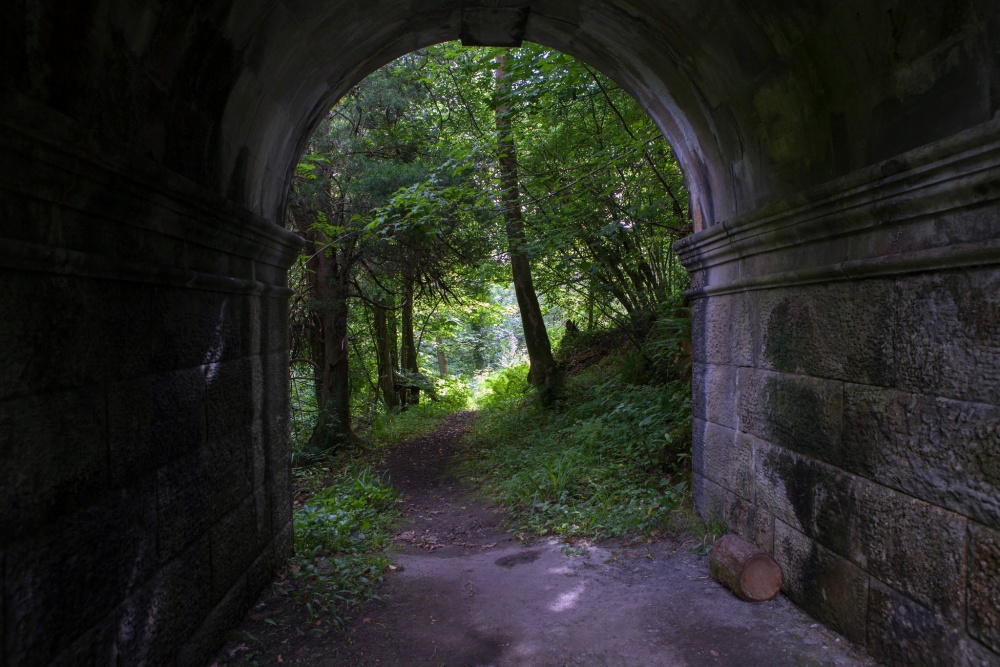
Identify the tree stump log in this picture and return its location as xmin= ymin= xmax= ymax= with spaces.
xmin=708 ymin=534 xmax=783 ymax=602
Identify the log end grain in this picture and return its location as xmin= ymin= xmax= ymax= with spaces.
xmin=739 ymin=553 xmax=784 ymax=601
xmin=709 ymin=534 xmax=783 ymax=602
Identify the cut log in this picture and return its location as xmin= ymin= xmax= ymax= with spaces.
xmin=708 ymin=534 xmax=783 ymax=602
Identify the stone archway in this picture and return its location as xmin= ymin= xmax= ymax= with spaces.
xmin=1 ymin=2 xmax=998 ymax=665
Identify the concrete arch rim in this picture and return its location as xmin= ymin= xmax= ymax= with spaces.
xmin=258 ymin=7 xmax=725 ymax=231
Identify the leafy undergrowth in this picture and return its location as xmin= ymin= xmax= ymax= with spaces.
xmin=366 ymin=376 xmax=473 ymax=446
xmin=462 ymin=318 xmax=723 ymax=549
xmin=273 ymin=379 xmax=473 ymax=629
xmin=279 ymin=466 xmax=402 ymax=627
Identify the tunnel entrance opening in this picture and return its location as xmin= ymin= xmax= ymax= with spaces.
xmin=2 ymin=2 xmax=999 ymax=666
xmin=264 ymin=40 xmax=704 ymax=657
xmin=281 ymin=39 xmax=693 ymax=463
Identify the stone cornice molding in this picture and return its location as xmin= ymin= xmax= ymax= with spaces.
xmin=676 ymin=118 xmax=1000 ymax=297
xmin=0 ymin=91 xmax=304 ymax=271
xmin=0 ymin=238 xmax=295 ymax=297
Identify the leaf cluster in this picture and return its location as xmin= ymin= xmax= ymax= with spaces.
xmin=279 ymin=466 xmax=402 ymax=625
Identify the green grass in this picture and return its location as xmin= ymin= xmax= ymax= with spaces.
xmin=279 ymin=465 xmax=402 ymax=626
xmin=366 ymin=375 xmax=473 ymax=445
xmin=460 ymin=340 xmax=718 ymax=544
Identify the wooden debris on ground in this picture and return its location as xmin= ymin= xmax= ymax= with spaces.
xmin=708 ymin=534 xmax=783 ymax=602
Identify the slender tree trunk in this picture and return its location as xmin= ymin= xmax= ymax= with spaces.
xmin=373 ymin=299 xmax=398 ymax=410
xmin=304 ymin=242 xmax=353 ymax=448
xmin=307 ymin=291 xmax=325 ymax=406
xmin=587 ymin=278 xmax=595 ymax=330
xmin=388 ymin=296 xmax=402 ymax=408
xmin=436 ymin=315 xmax=448 ymax=378
xmin=495 ymin=54 xmax=560 ymax=399
xmin=471 ymin=316 xmax=487 ymax=371
xmin=293 ymin=211 xmax=352 ymax=448
xmin=311 ymin=232 xmax=353 ymax=449
xmin=314 ymin=246 xmax=353 ymax=447
xmin=436 ymin=340 xmax=448 ymax=377
xmin=400 ymin=276 xmax=420 ymax=405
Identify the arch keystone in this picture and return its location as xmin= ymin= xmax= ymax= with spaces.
xmin=461 ymin=5 xmax=530 ymax=47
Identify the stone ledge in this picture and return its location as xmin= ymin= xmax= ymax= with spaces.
xmin=0 ymin=91 xmax=304 ymax=267
xmin=0 ymin=238 xmax=294 ymax=296
xmin=676 ymin=118 xmax=1000 ymax=295
xmin=677 ymin=117 xmax=1000 ymax=263
xmin=687 ymin=239 xmax=1000 ymax=298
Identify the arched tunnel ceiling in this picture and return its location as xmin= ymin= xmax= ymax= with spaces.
xmin=5 ymin=0 xmax=998 ymax=231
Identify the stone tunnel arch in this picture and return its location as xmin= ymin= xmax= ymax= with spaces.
xmin=219 ymin=3 xmax=728 ymax=231
xmin=204 ymin=1 xmax=1000 ymax=237
xmin=1 ymin=2 xmax=999 ymax=666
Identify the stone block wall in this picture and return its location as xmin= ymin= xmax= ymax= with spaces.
xmin=0 ymin=96 xmax=301 ymax=666
xmin=678 ymin=121 xmax=1000 ymax=666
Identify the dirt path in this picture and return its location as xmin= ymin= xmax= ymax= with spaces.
xmin=215 ymin=413 xmax=874 ymax=667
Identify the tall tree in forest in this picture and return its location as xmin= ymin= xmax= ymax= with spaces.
xmin=370 ymin=295 xmax=401 ymax=410
xmin=399 ymin=273 xmax=421 ymax=405
xmin=287 ymin=176 xmax=359 ymax=448
xmin=494 ymin=53 xmax=561 ymax=398
xmin=287 ymin=57 xmax=436 ymax=445
xmin=508 ymin=48 xmax=690 ymax=324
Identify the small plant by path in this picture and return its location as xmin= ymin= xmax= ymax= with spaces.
xmin=209 ymin=463 xmax=403 ymax=666
xmin=286 ymin=465 xmax=402 ymax=625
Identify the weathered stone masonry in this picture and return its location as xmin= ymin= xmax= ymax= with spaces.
xmin=678 ymin=123 xmax=1000 ymax=666
xmin=0 ymin=96 xmax=302 ymax=665
xmin=2 ymin=0 xmax=999 ymax=665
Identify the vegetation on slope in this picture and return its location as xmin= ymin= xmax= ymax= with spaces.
xmin=460 ymin=302 xmax=715 ymax=545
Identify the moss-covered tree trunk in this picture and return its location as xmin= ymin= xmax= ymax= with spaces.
xmin=291 ymin=205 xmax=354 ymax=449
xmin=436 ymin=314 xmax=448 ymax=378
xmin=495 ymin=54 xmax=560 ymax=399
xmin=313 ymin=242 xmax=354 ymax=448
xmin=372 ymin=297 xmax=399 ymax=410
xmin=399 ymin=275 xmax=421 ymax=406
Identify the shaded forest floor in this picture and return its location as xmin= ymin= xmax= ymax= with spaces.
xmin=212 ymin=412 xmax=874 ymax=667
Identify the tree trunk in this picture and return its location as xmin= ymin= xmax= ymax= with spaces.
xmin=495 ymin=54 xmax=560 ymax=400
xmin=373 ymin=299 xmax=398 ymax=410
xmin=436 ymin=321 xmax=448 ymax=378
xmin=436 ymin=341 xmax=448 ymax=377
xmin=307 ymin=288 xmax=325 ymax=407
xmin=471 ymin=312 xmax=487 ymax=371
xmin=314 ymin=247 xmax=353 ymax=447
xmin=386 ymin=296 xmax=402 ymax=408
xmin=708 ymin=534 xmax=783 ymax=602
xmin=293 ymin=211 xmax=352 ymax=449
xmin=400 ymin=276 xmax=420 ymax=406
xmin=586 ymin=278 xmax=595 ymax=331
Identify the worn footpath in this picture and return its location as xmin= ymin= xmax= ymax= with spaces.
xmin=215 ymin=413 xmax=874 ymax=666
